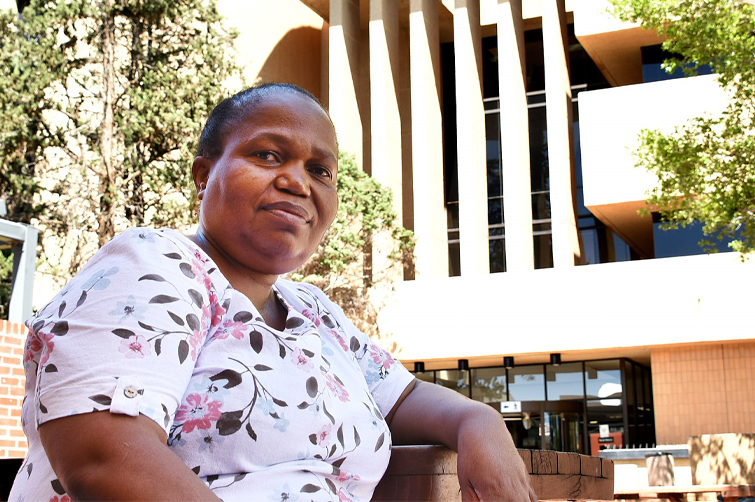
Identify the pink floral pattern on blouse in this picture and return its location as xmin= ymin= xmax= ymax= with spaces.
xmin=10 ymin=228 xmax=414 ymax=502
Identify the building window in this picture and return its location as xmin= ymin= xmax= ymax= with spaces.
xmin=436 ymin=369 xmax=469 ymax=397
xmin=447 ymin=204 xmax=461 ymax=276
xmin=471 ymin=366 xmax=508 ymax=403
xmin=485 ymin=98 xmax=506 ymax=273
xmin=641 ymin=44 xmax=713 ymax=83
xmin=653 ymin=213 xmax=739 ymax=258
xmin=546 ymin=362 xmax=584 ymax=401
xmin=507 ymin=365 xmax=546 ymax=401
xmin=442 ymin=25 xmax=637 ymax=274
xmin=527 ymin=91 xmax=554 ymax=269
xmin=413 ymin=357 xmax=653 ymax=453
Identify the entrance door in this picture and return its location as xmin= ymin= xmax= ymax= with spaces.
xmin=501 ymin=401 xmax=584 ymax=453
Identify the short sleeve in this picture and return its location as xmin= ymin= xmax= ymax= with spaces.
xmin=290 ymin=282 xmax=415 ymax=417
xmin=24 ymin=228 xmax=222 ymax=434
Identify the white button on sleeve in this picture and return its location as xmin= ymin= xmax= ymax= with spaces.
xmin=110 ymin=376 xmax=145 ymax=417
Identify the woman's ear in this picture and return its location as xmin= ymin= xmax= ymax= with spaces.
xmin=192 ymin=156 xmax=211 ymax=200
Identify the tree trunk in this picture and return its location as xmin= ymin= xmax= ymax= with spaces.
xmin=98 ymin=0 xmax=117 ymax=247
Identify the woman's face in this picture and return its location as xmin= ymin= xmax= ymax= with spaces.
xmin=193 ymin=91 xmax=339 ymax=277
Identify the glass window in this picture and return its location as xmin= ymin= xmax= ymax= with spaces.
xmin=653 ymin=215 xmax=737 ymax=258
xmin=488 ymin=195 xmax=504 ymax=226
xmin=415 ymin=371 xmax=434 ymax=384
xmin=531 ymin=193 xmax=551 ymax=221
xmin=485 ymin=110 xmax=503 ymax=200
xmin=447 ymin=203 xmax=461 ymax=277
xmin=436 ymin=369 xmax=469 ymax=397
xmin=471 ymin=367 xmax=508 ymax=403
xmin=489 ymin=235 xmax=506 ymax=273
xmin=586 ymin=399 xmax=624 ymax=434
xmin=625 ymin=362 xmax=636 ymax=408
xmin=641 ymin=44 xmax=713 ymax=83
xmin=507 ymin=365 xmax=545 ymax=401
xmin=448 ymin=242 xmax=461 ymax=277
xmin=447 ymin=202 xmax=459 ymax=230
xmin=613 ymin=233 xmax=632 ymax=261
xmin=534 ymin=233 xmax=553 ymax=270
xmin=485 ymin=98 xmax=506 ymax=272
xmin=528 ymin=104 xmax=549 ymax=196
xmin=580 ymin=227 xmax=601 ymax=264
xmin=546 ymin=362 xmax=584 ymax=400
xmin=584 ymin=359 xmax=622 ymax=401
xmin=524 ymin=30 xmax=545 ymax=92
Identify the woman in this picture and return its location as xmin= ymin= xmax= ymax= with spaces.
xmin=10 ymin=83 xmax=536 ymax=501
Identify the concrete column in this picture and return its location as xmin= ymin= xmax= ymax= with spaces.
xmin=497 ymin=0 xmax=534 ymax=271
xmin=454 ymin=0 xmax=490 ymax=276
xmin=543 ymin=0 xmax=582 ymax=267
xmin=4 ymin=222 xmax=38 ymax=323
xmin=409 ymin=0 xmax=449 ymax=279
xmin=369 ymin=0 xmax=402 ymax=219
xmin=329 ymin=0 xmax=363 ymax=164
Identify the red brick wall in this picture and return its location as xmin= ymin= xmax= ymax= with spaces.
xmin=0 ymin=321 xmax=27 ymax=458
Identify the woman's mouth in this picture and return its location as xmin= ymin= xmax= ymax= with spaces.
xmin=263 ymin=201 xmax=312 ymax=224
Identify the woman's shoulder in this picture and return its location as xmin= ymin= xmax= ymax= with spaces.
xmin=27 ymin=228 xmax=213 ymax=325
xmin=95 ymin=227 xmax=210 ymax=267
xmin=104 ymin=227 xmax=195 ymax=252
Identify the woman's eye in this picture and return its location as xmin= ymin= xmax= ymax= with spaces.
xmin=255 ymin=151 xmax=277 ymax=161
xmin=310 ymin=166 xmax=333 ymax=179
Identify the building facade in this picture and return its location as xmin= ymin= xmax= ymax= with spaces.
xmin=219 ymin=0 xmax=755 ymax=457
xmin=1 ymin=0 xmax=753 ymax=464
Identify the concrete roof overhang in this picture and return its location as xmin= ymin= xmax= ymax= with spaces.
xmin=300 ymin=0 xmax=455 ymax=42
xmin=573 ymin=3 xmax=665 ymax=87
xmin=586 ymin=200 xmax=654 ymax=259
xmin=300 ymin=0 xmax=328 ymax=20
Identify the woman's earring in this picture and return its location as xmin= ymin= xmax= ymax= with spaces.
xmin=199 ymin=182 xmax=206 ymax=190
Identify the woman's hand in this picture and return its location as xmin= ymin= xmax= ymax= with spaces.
xmin=455 ymin=405 xmax=537 ymax=501
xmin=39 ymin=411 xmax=219 ymax=501
xmin=386 ymin=380 xmax=537 ymax=502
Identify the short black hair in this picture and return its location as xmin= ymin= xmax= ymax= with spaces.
xmin=196 ymin=82 xmax=334 ymax=160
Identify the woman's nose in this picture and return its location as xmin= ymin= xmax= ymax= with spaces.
xmin=274 ymin=162 xmax=311 ymax=197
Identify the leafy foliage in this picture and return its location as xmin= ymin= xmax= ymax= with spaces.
xmin=0 ymin=251 xmax=13 ymax=319
xmin=291 ymin=152 xmax=415 ymax=346
xmin=0 ymin=0 xmax=239 ymax=281
xmin=293 ymin=152 xmax=415 ymax=283
xmin=610 ymin=0 xmax=755 ymax=254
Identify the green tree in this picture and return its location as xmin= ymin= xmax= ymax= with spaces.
xmin=291 ymin=152 xmax=415 ymax=346
xmin=0 ymin=0 xmax=239 ymax=283
xmin=610 ymin=0 xmax=755 ymax=254
xmin=0 ymin=251 xmax=13 ymax=319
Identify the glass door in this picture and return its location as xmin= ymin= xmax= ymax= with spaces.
xmin=542 ymin=411 xmax=582 ymax=453
xmin=502 ymin=401 xmax=584 ymax=453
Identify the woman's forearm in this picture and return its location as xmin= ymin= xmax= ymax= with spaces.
xmin=39 ymin=411 xmax=219 ymax=501
xmin=387 ymin=379 xmax=537 ymax=501
xmin=387 ymin=379 xmax=494 ymax=449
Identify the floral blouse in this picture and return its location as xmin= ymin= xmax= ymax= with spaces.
xmin=9 ymin=228 xmax=414 ymax=502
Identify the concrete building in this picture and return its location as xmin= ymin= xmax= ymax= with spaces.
xmin=1 ymin=0 xmax=753 ymax=488
xmin=210 ymin=0 xmax=755 ymax=462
